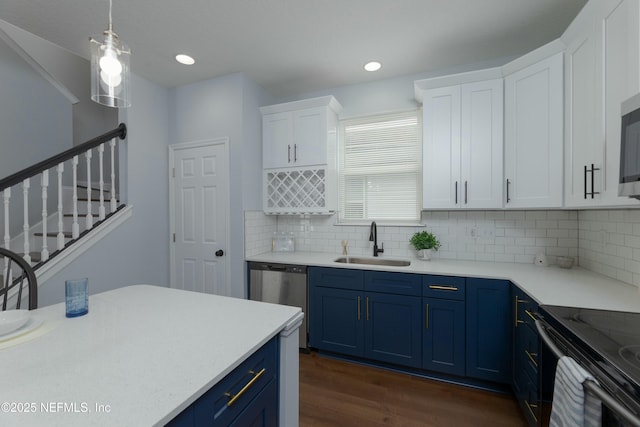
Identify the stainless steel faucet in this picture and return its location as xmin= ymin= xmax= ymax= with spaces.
xmin=369 ymin=221 xmax=384 ymax=257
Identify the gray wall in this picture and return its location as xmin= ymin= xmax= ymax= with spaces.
xmin=39 ymin=73 xmax=171 ymax=306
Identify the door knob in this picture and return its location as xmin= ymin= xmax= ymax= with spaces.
xmin=215 ymin=249 xmax=224 ymax=257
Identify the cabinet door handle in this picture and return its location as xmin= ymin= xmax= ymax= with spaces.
xmin=525 ymin=349 xmax=538 ymax=368
xmin=294 ymin=144 xmax=297 ymax=162
xmin=225 ymin=368 xmax=266 ymax=407
xmin=455 ymin=181 xmax=458 ymax=204
xmin=584 ymin=164 xmax=588 ymax=199
xmin=366 ymin=297 xmax=370 ymax=321
xmin=287 ymin=144 xmax=291 ymax=163
xmin=515 ymin=296 xmax=525 ymax=327
xmin=525 ymin=309 xmax=537 ymax=322
xmin=357 ymin=296 xmax=361 ymax=321
xmin=425 ymin=303 xmax=429 ymax=330
xmin=428 ymin=285 xmax=458 ymax=291
xmin=506 ymin=179 xmax=511 ymax=203
xmin=525 ymin=400 xmax=539 ymax=423
xmin=464 ymin=181 xmax=468 ymax=204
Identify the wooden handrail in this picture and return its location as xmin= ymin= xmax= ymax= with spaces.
xmin=0 ymin=123 xmax=127 ymax=192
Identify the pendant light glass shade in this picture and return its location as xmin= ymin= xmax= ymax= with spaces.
xmin=90 ymin=1 xmax=131 ymax=108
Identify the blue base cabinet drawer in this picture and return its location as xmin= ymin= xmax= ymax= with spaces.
xmin=168 ymin=338 xmax=278 ymax=427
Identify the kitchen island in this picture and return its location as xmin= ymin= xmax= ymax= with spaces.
xmin=0 ymin=285 xmax=303 ymax=426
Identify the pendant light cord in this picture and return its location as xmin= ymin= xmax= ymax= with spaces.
xmin=108 ymin=0 xmax=113 ymax=32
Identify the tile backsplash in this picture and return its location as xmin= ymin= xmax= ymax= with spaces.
xmin=245 ymin=209 xmax=640 ymax=288
xmin=578 ymin=209 xmax=640 ymax=288
xmin=245 ymin=209 xmax=579 ymax=263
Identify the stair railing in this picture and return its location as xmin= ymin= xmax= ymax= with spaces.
xmin=0 ymin=123 xmax=127 ymax=268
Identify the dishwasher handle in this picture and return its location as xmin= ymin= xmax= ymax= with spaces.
xmin=249 ymin=262 xmax=307 ymax=274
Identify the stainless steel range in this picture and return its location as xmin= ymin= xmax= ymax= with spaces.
xmin=538 ymin=305 xmax=640 ymax=426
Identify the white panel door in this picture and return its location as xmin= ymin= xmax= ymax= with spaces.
xmin=460 ymin=79 xmax=503 ymax=209
xmin=170 ymin=139 xmax=229 ymax=295
xmin=422 ymin=85 xmax=461 ymax=209
xmin=504 ymin=52 xmax=563 ymax=208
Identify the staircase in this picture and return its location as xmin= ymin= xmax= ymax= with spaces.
xmin=1 ymin=124 xmax=129 ymax=283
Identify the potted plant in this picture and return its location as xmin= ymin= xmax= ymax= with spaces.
xmin=409 ymin=230 xmax=441 ymax=260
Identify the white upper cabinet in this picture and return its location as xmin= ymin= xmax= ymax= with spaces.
xmin=260 ymin=96 xmax=343 ymax=214
xmin=419 ymin=73 xmax=503 ymax=209
xmin=261 ymin=97 xmax=342 ymax=170
xmin=563 ymin=0 xmax=640 ymax=207
xmin=503 ymin=50 xmax=564 ymax=208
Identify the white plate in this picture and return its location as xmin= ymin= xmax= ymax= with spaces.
xmin=0 ymin=310 xmax=30 ymax=336
xmin=0 ymin=315 xmax=43 ymax=343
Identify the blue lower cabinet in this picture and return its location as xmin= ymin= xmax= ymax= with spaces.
xmin=167 ymin=338 xmax=278 ymax=427
xmin=364 ymin=292 xmax=422 ymax=368
xmin=309 ymin=286 xmax=365 ymax=356
xmin=423 ymin=297 xmax=465 ymax=376
xmin=466 ymin=278 xmax=512 ymax=384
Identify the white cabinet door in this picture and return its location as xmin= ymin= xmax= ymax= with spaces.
xmin=422 ymin=80 xmax=502 ymax=209
xmin=422 ymin=86 xmax=461 ymax=209
xmin=601 ymin=0 xmax=640 ymax=206
xmin=262 ymin=112 xmax=293 ymax=169
xmin=564 ymin=0 xmax=640 ymax=208
xmin=460 ymin=79 xmax=503 ymax=209
xmin=504 ymin=53 xmax=563 ymax=208
xmin=564 ymin=25 xmax=604 ymax=207
xmin=293 ymin=107 xmax=327 ymax=167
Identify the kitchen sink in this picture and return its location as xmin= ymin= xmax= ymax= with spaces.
xmin=333 ymin=257 xmax=411 ymax=267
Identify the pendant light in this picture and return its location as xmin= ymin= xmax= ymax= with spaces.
xmin=90 ymin=0 xmax=131 ymax=108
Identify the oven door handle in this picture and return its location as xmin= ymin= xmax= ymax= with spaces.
xmin=536 ymin=320 xmax=640 ymax=427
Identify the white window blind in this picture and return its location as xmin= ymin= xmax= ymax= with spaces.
xmin=338 ymin=111 xmax=421 ymax=223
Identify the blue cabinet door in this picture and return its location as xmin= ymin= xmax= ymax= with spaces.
xmin=466 ymin=278 xmax=512 ymax=384
xmin=364 ymin=292 xmax=422 ymax=368
xmin=423 ymin=297 xmax=465 ymax=376
xmin=309 ymin=286 xmax=364 ymax=356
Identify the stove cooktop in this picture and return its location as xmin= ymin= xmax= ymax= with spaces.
xmin=540 ymin=305 xmax=640 ymax=395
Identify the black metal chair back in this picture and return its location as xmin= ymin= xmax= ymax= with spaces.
xmin=0 ymin=248 xmax=38 ymax=310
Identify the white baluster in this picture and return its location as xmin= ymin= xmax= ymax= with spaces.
xmin=85 ymin=149 xmax=93 ymax=230
xmin=72 ymin=155 xmax=79 ymax=239
xmin=57 ymin=162 xmax=65 ymax=250
xmin=40 ymin=171 xmax=49 ymax=262
xmin=110 ymin=139 xmax=117 ymax=213
xmin=98 ymin=143 xmax=105 ymax=220
xmin=22 ymin=178 xmax=31 ymax=264
xmin=3 ymin=188 xmax=10 ymax=251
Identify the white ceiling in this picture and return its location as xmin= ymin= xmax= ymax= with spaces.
xmin=0 ymin=0 xmax=587 ymax=98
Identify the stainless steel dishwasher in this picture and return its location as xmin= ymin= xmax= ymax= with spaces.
xmin=248 ymin=262 xmax=308 ymax=349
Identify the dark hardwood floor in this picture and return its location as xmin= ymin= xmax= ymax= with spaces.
xmin=299 ymin=351 xmax=527 ymax=427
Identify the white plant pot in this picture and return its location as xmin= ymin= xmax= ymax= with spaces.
xmin=419 ymin=249 xmax=433 ymax=260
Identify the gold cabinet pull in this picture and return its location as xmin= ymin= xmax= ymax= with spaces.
xmin=515 ymin=296 xmax=525 ymax=327
xmin=357 ymin=296 xmax=361 ymax=320
xmin=428 ymin=285 xmax=458 ymax=291
xmin=525 ymin=350 xmax=538 ymax=368
xmin=425 ymin=304 xmax=429 ymax=330
xmin=524 ymin=400 xmax=539 ymax=422
xmin=366 ymin=297 xmax=370 ymax=321
xmin=525 ymin=309 xmax=537 ymax=322
xmin=225 ymin=368 xmax=266 ymax=407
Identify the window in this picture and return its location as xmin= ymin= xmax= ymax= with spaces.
xmin=338 ymin=111 xmax=421 ymax=223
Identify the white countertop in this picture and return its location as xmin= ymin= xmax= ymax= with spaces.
xmin=0 ymin=285 xmax=302 ymax=427
xmin=247 ymin=251 xmax=640 ymax=312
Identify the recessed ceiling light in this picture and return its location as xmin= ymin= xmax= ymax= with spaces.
xmin=175 ymin=54 xmax=195 ymax=65
xmin=364 ymin=61 xmax=382 ymax=72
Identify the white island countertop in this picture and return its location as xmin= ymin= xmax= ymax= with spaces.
xmin=247 ymin=251 xmax=640 ymax=312
xmin=0 ymin=285 xmax=302 ymax=426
